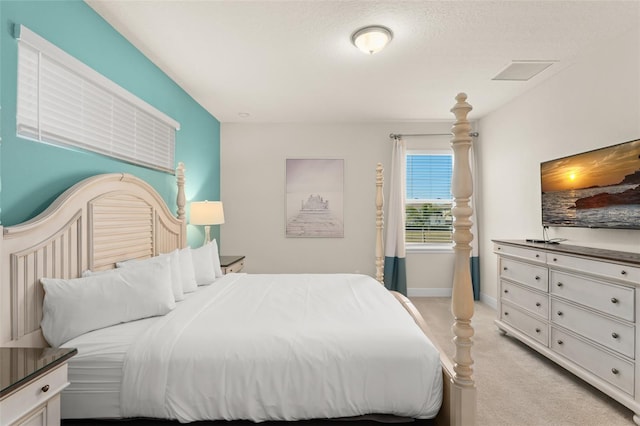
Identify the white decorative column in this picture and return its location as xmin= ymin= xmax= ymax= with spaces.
xmin=449 ymin=93 xmax=477 ymax=425
xmin=375 ymin=163 xmax=384 ymax=283
xmin=176 ymin=162 xmax=186 ymax=221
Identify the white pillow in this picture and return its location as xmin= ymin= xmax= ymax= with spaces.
xmin=117 ymin=253 xmax=185 ymax=302
xmin=190 ymin=243 xmax=216 ymax=285
xmin=178 ymin=247 xmax=198 ymax=293
xmin=209 ymin=239 xmax=223 ymax=278
xmin=41 ymin=257 xmax=175 ymax=347
xmin=160 ymin=250 xmax=185 ymax=301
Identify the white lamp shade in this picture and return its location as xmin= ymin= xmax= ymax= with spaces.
xmin=190 ymin=201 xmax=225 ymax=225
xmin=352 ymin=26 xmax=393 ymax=55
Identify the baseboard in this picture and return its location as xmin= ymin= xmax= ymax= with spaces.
xmin=407 ymin=288 xmax=498 ymax=310
xmin=407 ymin=288 xmax=452 ymax=297
xmin=480 ymin=293 xmax=497 ymax=309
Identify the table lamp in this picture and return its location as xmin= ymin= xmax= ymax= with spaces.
xmin=190 ymin=201 xmax=224 ymax=244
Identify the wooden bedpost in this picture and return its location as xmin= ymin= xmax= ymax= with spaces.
xmin=375 ymin=163 xmax=384 ymax=283
xmin=449 ymin=93 xmax=477 ymax=425
xmin=176 ymin=162 xmax=186 ymax=220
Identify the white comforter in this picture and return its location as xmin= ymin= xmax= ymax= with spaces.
xmin=120 ymin=273 xmax=442 ymax=422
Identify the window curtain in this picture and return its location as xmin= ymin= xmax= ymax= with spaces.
xmin=470 ymin=144 xmax=480 ymax=300
xmin=384 ymin=136 xmax=407 ymax=295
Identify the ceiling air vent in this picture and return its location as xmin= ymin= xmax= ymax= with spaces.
xmin=492 ymin=61 xmax=556 ymax=81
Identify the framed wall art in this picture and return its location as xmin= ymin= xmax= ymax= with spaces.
xmin=285 ymin=158 xmax=344 ymax=238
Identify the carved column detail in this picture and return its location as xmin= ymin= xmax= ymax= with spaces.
xmin=450 ymin=93 xmax=475 ymax=388
xmin=176 ymin=162 xmax=186 ymax=220
xmin=375 ymin=163 xmax=384 ymax=283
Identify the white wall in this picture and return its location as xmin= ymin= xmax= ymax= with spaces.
xmin=220 ymin=121 xmax=458 ymax=292
xmin=476 ymin=27 xmax=640 ymax=307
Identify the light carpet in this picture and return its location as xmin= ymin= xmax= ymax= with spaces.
xmin=412 ymin=297 xmax=634 ymax=426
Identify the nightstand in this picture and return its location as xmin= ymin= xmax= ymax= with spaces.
xmin=220 ymin=255 xmax=245 ymax=274
xmin=0 ymin=347 xmax=76 ymax=426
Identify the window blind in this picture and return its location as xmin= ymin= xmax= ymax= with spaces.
xmin=405 ymin=153 xmax=453 ymax=244
xmin=16 ymin=25 xmax=180 ymax=173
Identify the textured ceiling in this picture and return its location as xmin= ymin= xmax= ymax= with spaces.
xmin=86 ymin=0 xmax=640 ymax=123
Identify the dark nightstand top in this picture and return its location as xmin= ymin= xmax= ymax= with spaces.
xmin=220 ymin=255 xmax=245 ymax=268
xmin=0 ymin=347 xmax=77 ymax=398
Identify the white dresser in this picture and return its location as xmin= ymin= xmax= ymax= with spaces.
xmin=494 ymin=240 xmax=640 ymax=424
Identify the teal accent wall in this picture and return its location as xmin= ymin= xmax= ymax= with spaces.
xmin=0 ymin=1 xmax=220 ymax=247
xmin=0 ymin=3 xmax=3 ymax=222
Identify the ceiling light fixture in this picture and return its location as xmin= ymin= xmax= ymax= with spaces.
xmin=351 ymin=25 xmax=393 ymax=55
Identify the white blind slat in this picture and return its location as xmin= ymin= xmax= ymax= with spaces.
xmin=16 ymin=25 xmax=179 ymax=173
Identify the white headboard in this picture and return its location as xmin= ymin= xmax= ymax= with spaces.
xmin=0 ymin=164 xmax=186 ymax=347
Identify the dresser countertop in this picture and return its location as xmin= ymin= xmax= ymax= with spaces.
xmin=492 ymin=239 xmax=640 ymax=266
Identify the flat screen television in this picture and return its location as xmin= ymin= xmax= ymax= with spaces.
xmin=540 ymin=138 xmax=640 ymax=229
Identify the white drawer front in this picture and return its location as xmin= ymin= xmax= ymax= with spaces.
xmin=0 ymin=364 xmax=68 ymax=426
xmin=224 ymin=260 xmax=244 ymax=274
xmin=501 ymin=281 xmax=548 ymax=319
xmin=14 ymin=403 xmax=46 ymax=426
xmin=549 ymin=253 xmax=640 ymax=285
xmin=551 ymin=327 xmax=634 ymax=396
xmin=501 ymin=303 xmax=548 ymax=346
xmin=551 ymin=299 xmax=635 ymax=359
xmin=495 ymin=244 xmax=547 ymax=263
xmin=500 ymin=258 xmax=548 ymax=292
xmin=550 ymin=270 xmax=634 ymax=321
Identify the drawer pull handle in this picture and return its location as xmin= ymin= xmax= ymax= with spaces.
xmin=535 ymin=276 xmax=541 ymax=281
xmin=503 ymin=267 xmax=508 ymax=271
xmin=557 ymin=311 xmax=563 ymax=316
xmin=504 ymin=289 xmax=509 ymax=294
xmin=611 ymin=297 xmax=619 ymax=304
xmin=553 ymin=258 xmax=558 ymax=262
xmin=535 ymin=254 xmax=540 ymax=258
xmin=612 ymin=332 xmax=619 ymax=339
xmin=556 ymin=282 xmax=563 ymax=287
xmin=535 ymin=302 xmax=541 ymax=307
xmin=621 ymin=270 xmax=627 ymax=276
xmin=41 ymin=384 xmax=50 ymax=393
xmin=535 ymin=328 xmax=541 ymax=333
xmin=557 ymin=340 xmax=563 ymax=345
xmin=612 ymin=368 xmax=619 ymax=375
xmin=504 ymin=311 xmax=509 ymax=316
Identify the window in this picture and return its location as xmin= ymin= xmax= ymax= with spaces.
xmin=15 ymin=25 xmax=180 ymax=173
xmin=406 ymin=151 xmax=453 ymax=247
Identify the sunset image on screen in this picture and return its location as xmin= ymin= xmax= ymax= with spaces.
xmin=540 ymin=138 xmax=640 ymax=229
xmin=541 ymin=139 xmax=640 ymax=192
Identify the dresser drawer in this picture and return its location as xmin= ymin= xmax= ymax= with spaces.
xmin=13 ymin=401 xmax=48 ymax=426
xmin=549 ymin=253 xmax=640 ymax=285
xmin=501 ymin=303 xmax=548 ymax=346
xmin=500 ymin=258 xmax=548 ymax=292
xmin=551 ymin=327 xmax=634 ymax=396
xmin=495 ymin=244 xmax=547 ymax=264
xmin=551 ymin=299 xmax=634 ymax=358
xmin=224 ymin=259 xmax=244 ymax=274
xmin=501 ymin=280 xmax=548 ymax=319
xmin=550 ymin=270 xmax=634 ymax=321
xmin=0 ymin=364 xmax=68 ymax=426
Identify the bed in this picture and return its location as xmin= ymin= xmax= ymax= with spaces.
xmin=0 ymin=94 xmax=476 ymax=425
